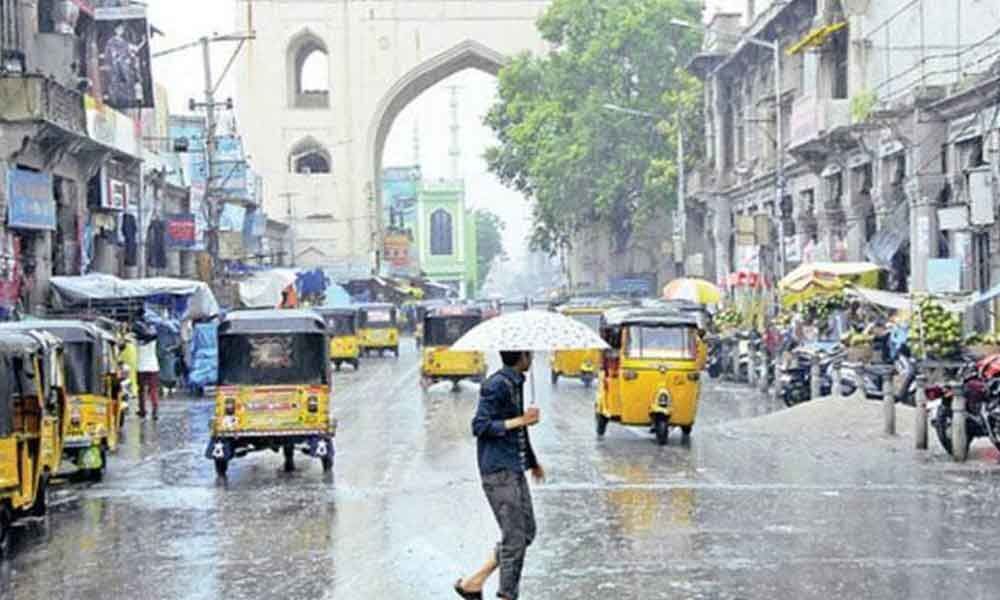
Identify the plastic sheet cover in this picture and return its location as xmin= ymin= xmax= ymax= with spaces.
xmin=50 ymin=275 xmax=219 ymax=320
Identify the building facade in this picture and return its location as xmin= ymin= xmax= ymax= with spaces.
xmin=687 ymin=0 xmax=1000 ymax=303
xmin=415 ymin=180 xmax=477 ymax=298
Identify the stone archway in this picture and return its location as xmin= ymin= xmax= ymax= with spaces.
xmin=366 ymin=40 xmax=508 ymax=212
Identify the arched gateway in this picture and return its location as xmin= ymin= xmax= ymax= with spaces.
xmin=235 ymin=0 xmax=549 ymax=268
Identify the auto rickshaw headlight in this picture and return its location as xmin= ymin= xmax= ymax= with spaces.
xmin=687 ymin=372 xmax=700 ymax=382
xmin=308 ymin=396 xmax=319 ymax=413
xmin=623 ymin=369 xmax=638 ymax=381
xmin=657 ymin=391 xmax=671 ymax=408
xmin=70 ymin=407 xmax=81 ymax=426
xmin=224 ymin=397 xmax=236 ymax=415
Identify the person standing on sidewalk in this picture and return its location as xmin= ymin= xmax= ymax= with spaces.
xmin=136 ymin=322 xmax=160 ymax=420
xmin=456 ymin=351 xmax=545 ymax=600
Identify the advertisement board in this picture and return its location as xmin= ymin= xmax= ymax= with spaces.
xmin=7 ymin=169 xmax=55 ymax=231
xmin=165 ymin=214 xmax=197 ymax=249
xmin=101 ymin=174 xmax=127 ymax=211
xmin=95 ymin=6 xmax=154 ymax=109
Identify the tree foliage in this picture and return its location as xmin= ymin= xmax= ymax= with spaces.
xmin=475 ymin=209 xmax=507 ymax=283
xmin=484 ymin=0 xmax=704 ymax=256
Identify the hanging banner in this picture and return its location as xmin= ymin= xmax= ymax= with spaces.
xmin=7 ymin=169 xmax=56 ymax=231
xmin=165 ymin=213 xmax=197 ymax=249
xmin=95 ymin=6 xmax=154 ymax=109
xmin=101 ymin=173 xmax=127 ymax=211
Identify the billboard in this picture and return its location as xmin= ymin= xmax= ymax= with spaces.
xmin=95 ymin=6 xmax=154 ymax=110
xmin=382 ymin=166 xmax=421 ymax=276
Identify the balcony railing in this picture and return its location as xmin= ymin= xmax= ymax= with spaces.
xmin=0 ymin=0 xmax=24 ymax=71
xmin=788 ymin=95 xmax=851 ymax=150
xmin=0 ymin=74 xmax=86 ymax=136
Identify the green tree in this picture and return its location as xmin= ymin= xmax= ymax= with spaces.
xmin=484 ymin=0 xmax=704 ymax=256
xmin=475 ymin=209 xmax=507 ymax=283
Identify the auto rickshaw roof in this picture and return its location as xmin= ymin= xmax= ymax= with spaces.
xmin=426 ymin=306 xmax=482 ymax=319
xmin=603 ymin=307 xmax=700 ymax=328
xmin=0 ymin=319 xmax=104 ymax=344
xmin=0 ymin=331 xmax=45 ymax=356
xmin=220 ymin=310 xmax=326 ymax=335
xmin=314 ymin=307 xmax=359 ymax=317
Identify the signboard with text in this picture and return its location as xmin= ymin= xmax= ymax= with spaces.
xmin=165 ymin=213 xmax=197 ymax=249
xmin=7 ymin=169 xmax=55 ymax=231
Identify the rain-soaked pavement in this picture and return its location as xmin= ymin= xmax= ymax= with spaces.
xmin=3 ymin=340 xmax=1000 ymax=599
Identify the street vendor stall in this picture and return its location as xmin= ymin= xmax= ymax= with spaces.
xmin=779 ymin=262 xmax=882 ymax=307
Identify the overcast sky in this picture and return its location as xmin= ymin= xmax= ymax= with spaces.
xmin=147 ymin=0 xmax=745 ymax=263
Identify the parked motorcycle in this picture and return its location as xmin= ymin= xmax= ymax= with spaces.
xmin=778 ymin=343 xmax=841 ymax=407
xmin=930 ymin=355 xmax=1000 ymax=455
xmin=839 ymin=350 xmax=918 ymax=406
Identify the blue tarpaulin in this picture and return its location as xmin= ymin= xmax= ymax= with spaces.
xmin=188 ymin=322 xmax=218 ymax=392
xmin=323 ymin=283 xmax=352 ymax=307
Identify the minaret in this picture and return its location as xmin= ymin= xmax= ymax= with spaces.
xmin=448 ymin=85 xmax=461 ymax=179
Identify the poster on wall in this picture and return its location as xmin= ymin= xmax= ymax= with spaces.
xmin=7 ymin=169 xmax=56 ymax=231
xmin=95 ymin=6 xmax=154 ymax=109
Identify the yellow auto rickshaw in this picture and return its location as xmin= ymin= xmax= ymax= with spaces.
xmin=420 ymin=306 xmax=486 ymax=389
xmin=316 ymin=308 xmax=361 ymax=371
xmin=0 ymin=330 xmax=66 ymax=554
xmin=551 ymin=300 xmax=629 ymax=387
xmin=357 ymin=303 xmax=400 ymax=357
xmin=207 ymin=310 xmax=336 ymax=477
xmin=596 ymin=308 xmax=703 ymax=445
xmin=0 ymin=320 xmax=122 ymax=481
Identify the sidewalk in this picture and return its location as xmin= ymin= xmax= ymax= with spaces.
xmin=716 ymin=394 xmax=1000 ymax=470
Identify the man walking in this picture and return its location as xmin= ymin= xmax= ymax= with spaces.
xmin=136 ymin=321 xmax=160 ymax=420
xmin=456 ymin=351 xmax=544 ymax=600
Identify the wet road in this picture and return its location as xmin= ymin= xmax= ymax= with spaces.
xmin=3 ymin=340 xmax=1000 ymax=599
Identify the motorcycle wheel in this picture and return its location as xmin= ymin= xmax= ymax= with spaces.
xmin=933 ymin=407 xmax=973 ymax=457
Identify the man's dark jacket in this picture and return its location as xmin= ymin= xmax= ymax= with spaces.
xmin=471 ymin=367 xmax=538 ymax=476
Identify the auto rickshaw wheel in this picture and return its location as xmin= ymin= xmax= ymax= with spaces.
xmin=31 ymin=475 xmax=49 ymax=517
xmin=595 ymin=413 xmax=609 ymax=436
xmin=654 ymin=415 xmax=670 ymax=446
xmin=0 ymin=504 xmax=11 ymax=557
xmin=283 ymin=445 xmax=296 ymax=472
xmin=334 ymin=361 xmax=342 ymax=371
xmin=321 ymin=454 xmax=334 ymax=473
xmin=681 ymin=425 xmax=693 ymax=437
xmin=214 ymin=458 xmax=229 ymax=478
xmin=550 ymin=371 xmax=559 ymax=385
xmin=392 ymin=347 xmax=399 ymax=358
xmin=353 ymin=360 xmax=361 ymax=370
xmin=582 ymin=376 xmax=594 ymax=389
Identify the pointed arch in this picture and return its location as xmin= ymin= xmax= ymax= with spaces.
xmin=287 ymin=28 xmax=330 ymax=109
xmin=367 ymin=40 xmax=508 ymax=205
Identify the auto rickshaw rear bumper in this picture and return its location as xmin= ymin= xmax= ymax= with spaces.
xmin=205 ymin=432 xmax=336 ymax=461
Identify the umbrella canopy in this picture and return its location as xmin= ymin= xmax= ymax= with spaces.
xmin=450 ymin=310 xmax=609 ymax=352
xmin=662 ymin=278 xmax=722 ymax=305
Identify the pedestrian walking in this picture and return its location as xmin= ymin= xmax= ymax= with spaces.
xmin=456 ymin=351 xmax=545 ymax=600
xmin=135 ymin=321 xmax=160 ymax=420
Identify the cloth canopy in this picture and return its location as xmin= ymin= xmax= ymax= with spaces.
xmin=50 ymin=275 xmax=219 ymax=320
xmin=779 ymin=262 xmax=881 ymax=307
xmin=237 ymin=269 xmax=299 ymax=308
xmin=845 ymin=287 xmax=971 ymax=314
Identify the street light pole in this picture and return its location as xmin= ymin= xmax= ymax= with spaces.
xmin=670 ymin=19 xmax=786 ymax=279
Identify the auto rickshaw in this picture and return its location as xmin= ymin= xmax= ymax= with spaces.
xmin=357 ymin=303 xmax=400 ymax=357
xmin=0 ymin=320 xmax=122 ymax=481
xmin=206 ymin=310 xmax=336 ymax=477
xmin=0 ymin=331 xmax=66 ymax=555
xmin=551 ymin=300 xmax=629 ymax=387
xmin=413 ymin=299 xmax=449 ymax=349
xmin=420 ymin=306 xmax=486 ymax=389
xmin=596 ymin=307 xmax=703 ymax=445
xmin=315 ymin=308 xmax=361 ymax=371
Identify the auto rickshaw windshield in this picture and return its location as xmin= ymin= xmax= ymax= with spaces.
xmin=569 ymin=313 xmax=602 ymax=332
xmin=625 ymin=325 xmax=697 ymax=360
xmin=424 ymin=317 xmax=479 ymax=346
xmin=218 ymin=333 xmax=328 ymax=386
xmin=0 ymin=356 xmax=13 ymax=437
xmin=327 ymin=315 xmax=357 ymax=336
xmin=63 ymin=341 xmax=102 ymax=395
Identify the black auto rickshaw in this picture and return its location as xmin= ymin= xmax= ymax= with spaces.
xmin=207 ymin=310 xmax=336 ymax=477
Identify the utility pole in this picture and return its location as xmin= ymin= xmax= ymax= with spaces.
xmin=677 ymin=117 xmax=686 ymax=276
xmin=155 ymin=31 xmax=254 ymax=279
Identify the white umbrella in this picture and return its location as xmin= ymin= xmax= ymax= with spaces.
xmin=451 ymin=310 xmax=609 ymax=405
xmin=451 ymin=310 xmax=609 ymax=352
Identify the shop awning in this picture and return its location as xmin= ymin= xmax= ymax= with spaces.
xmin=786 ymin=22 xmax=847 ymax=56
xmin=50 ymin=275 xmax=219 ymax=319
xmin=846 ymin=287 xmax=971 ymax=314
